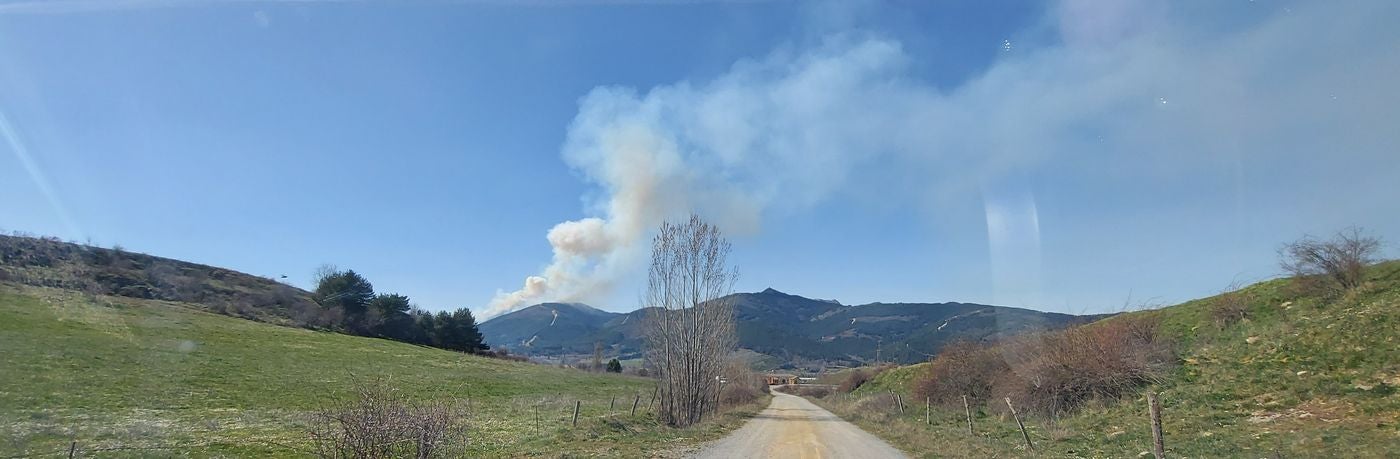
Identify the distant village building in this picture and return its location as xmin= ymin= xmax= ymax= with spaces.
xmin=763 ymin=373 xmax=799 ymax=385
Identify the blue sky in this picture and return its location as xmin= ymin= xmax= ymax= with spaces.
xmin=1 ymin=0 xmax=1397 ymax=318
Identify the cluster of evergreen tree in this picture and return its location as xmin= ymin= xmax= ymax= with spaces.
xmin=311 ymin=267 xmax=487 ymax=353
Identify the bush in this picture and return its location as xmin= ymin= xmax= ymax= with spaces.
xmin=1280 ymin=227 xmax=1382 ymax=293
xmin=909 ymin=316 xmax=1174 ymax=417
xmin=912 ymin=341 xmax=1009 ymax=408
xmin=719 ymin=359 xmax=769 ymax=406
xmin=839 ymin=369 xmax=872 ymax=393
xmin=999 ymin=315 xmax=1173 ymax=416
xmin=305 ymin=380 xmax=468 ymax=459
xmin=721 ymin=383 xmax=764 ymax=405
xmin=1210 ymin=285 xmax=1253 ymax=328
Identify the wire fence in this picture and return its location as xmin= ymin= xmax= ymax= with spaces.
xmin=2 ymin=389 xmax=673 ymax=459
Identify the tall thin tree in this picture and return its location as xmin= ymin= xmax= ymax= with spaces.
xmin=642 ymin=215 xmax=738 ymax=427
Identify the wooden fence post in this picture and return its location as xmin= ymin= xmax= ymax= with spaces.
xmin=926 ymin=396 xmax=931 ymax=425
xmin=631 ymin=394 xmax=641 ymax=416
xmin=963 ymin=395 xmax=973 ymax=435
xmin=610 ymin=395 xmax=616 ymax=415
xmin=68 ymin=441 xmax=76 ymax=459
xmin=572 ymin=401 xmax=581 ymax=427
xmin=897 ymin=394 xmax=906 ymax=415
xmin=1149 ymin=392 xmax=1165 ymax=459
xmin=1005 ymin=397 xmax=1034 ymax=453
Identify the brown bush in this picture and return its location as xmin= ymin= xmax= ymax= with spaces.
xmin=838 ymin=369 xmax=872 ymax=393
xmin=1210 ymin=286 xmax=1252 ymax=328
xmin=1280 ymin=227 xmax=1382 ymax=293
xmin=721 ymin=383 xmax=763 ymax=405
xmin=719 ymin=359 xmax=769 ymax=406
xmin=305 ymin=380 xmax=468 ymax=459
xmin=912 ymin=341 xmax=1009 ymax=408
xmin=999 ymin=315 xmax=1173 ymax=416
xmin=910 ymin=316 xmax=1174 ymax=417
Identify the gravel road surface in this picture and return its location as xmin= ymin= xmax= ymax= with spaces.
xmin=689 ymin=390 xmax=908 ymax=459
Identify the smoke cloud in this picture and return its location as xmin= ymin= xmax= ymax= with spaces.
xmin=483 ymin=0 xmax=1400 ymax=318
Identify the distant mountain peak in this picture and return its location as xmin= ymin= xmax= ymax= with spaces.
xmin=760 ymin=287 xmax=784 ymax=295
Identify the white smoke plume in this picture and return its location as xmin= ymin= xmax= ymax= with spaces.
xmin=482 ymin=0 xmax=1400 ymax=318
xmin=482 ymin=37 xmax=920 ymax=318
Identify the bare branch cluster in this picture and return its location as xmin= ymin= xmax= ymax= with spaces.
xmin=305 ymin=380 xmax=469 ymax=459
xmin=642 ymin=215 xmax=738 ymax=427
xmin=1279 ymin=227 xmax=1382 ymax=292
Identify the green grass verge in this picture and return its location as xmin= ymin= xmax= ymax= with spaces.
xmin=0 ymin=283 xmax=762 ymax=457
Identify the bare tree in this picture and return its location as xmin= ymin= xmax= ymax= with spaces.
xmin=1280 ymin=227 xmax=1383 ymax=292
xmin=643 ymin=215 xmax=738 ymax=427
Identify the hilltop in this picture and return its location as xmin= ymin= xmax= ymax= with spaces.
xmin=0 ymin=234 xmax=317 ymax=325
xmin=481 ymin=287 xmax=1105 ymax=368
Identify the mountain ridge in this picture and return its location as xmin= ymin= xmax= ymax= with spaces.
xmin=480 ymin=289 xmax=1106 ymax=368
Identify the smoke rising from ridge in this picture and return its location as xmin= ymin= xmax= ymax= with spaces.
xmin=481 ymin=37 xmax=929 ymax=318
xmin=483 ymin=1 xmax=1400 ymax=318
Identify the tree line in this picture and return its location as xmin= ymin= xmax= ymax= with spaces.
xmin=311 ymin=266 xmax=488 ymax=353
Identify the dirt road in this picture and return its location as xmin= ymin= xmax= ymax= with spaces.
xmin=690 ymin=391 xmax=908 ymax=459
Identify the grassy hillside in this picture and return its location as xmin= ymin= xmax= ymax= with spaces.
xmin=849 ymin=363 xmax=928 ymax=397
xmin=0 ymin=234 xmax=316 ymax=325
xmin=809 ymin=260 xmax=1400 ymax=457
xmin=0 ymin=283 xmax=759 ymax=457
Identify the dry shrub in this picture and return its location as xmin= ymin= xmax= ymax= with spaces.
xmin=910 ymin=316 xmax=1174 ymax=417
xmin=1210 ymin=285 xmax=1253 ymax=328
xmin=721 ymin=383 xmax=763 ymax=405
xmin=1000 ymin=315 xmax=1173 ymax=416
xmin=1280 ymin=227 xmax=1382 ymax=293
xmin=306 ymin=380 xmax=469 ymax=459
xmin=838 ymin=369 xmax=870 ymax=393
xmin=912 ymin=341 xmax=1009 ymax=408
xmin=720 ymin=359 xmax=769 ymax=405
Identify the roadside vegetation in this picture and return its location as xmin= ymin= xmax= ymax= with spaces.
xmin=808 ymin=229 xmax=1398 ymax=457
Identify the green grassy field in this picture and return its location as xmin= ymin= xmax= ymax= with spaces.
xmin=811 ymin=261 xmax=1400 ymax=457
xmin=0 ymin=283 xmax=762 ymax=457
